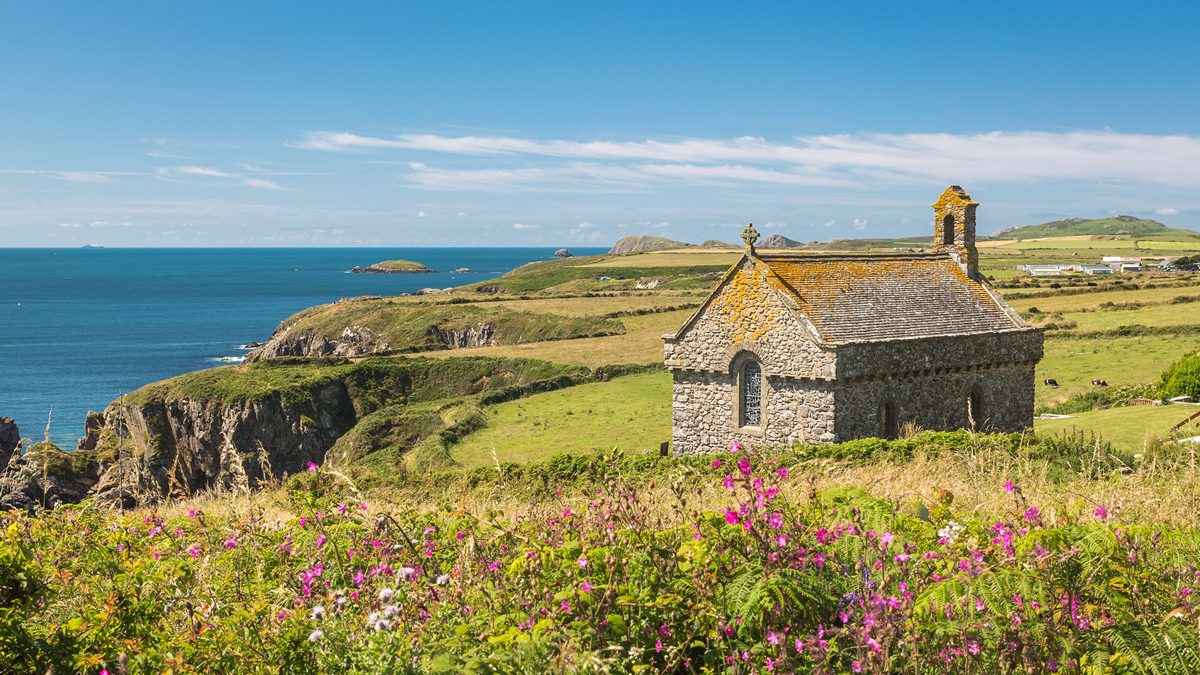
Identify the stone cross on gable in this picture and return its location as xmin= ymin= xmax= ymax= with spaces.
xmin=741 ymin=223 xmax=759 ymax=252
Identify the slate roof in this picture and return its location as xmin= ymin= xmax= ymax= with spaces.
xmin=756 ymin=252 xmax=1024 ymax=343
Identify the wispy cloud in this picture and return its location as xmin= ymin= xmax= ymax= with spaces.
xmin=292 ymin=129 xmax=1200 ymax=192
xmin=0 ymin=169 xmax=139 ymax=183
xmin=158 ymin=165 xmax=291 ymax=190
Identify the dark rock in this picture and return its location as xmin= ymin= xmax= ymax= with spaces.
xmin=0 ymin=418 xmax=19 ymax=472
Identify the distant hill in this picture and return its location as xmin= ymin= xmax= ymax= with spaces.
xmin=759 ymin=233 xmax=804 ymax=248
xmin=609 ymin=235 xmax=691 ymax=255
xmin=699 ymin=239 xmax=738 ymax=248
xmin=993 ymin=216 xmax=1200 ymax=240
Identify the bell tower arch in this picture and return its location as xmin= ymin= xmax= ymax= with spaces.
xmin=932 ymin=185 xmax=980 ymax=279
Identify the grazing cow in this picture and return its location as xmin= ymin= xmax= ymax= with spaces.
xmin=1043 ymin=378 xmax=1059 ymax=387
xmin=1091 ymin=379 xmax=1108 ymax=387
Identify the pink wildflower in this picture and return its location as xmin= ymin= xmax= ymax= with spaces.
xmin=729 ymin=440 xmax=742 ymax=453
xmin=722 ymin=475 xmax=735 ymax=490
xmin=712 ymin=458 xmax=721 ymax=468
xmin=577 ymin=557 xmax=588 ymax=569
xmin=1094 ymin=505 xmax=1109 ymax=520
xmin=223 ymin=536 xmax=238 ymax=549
xmin=656 ymin=639 xmax=663 ymax=653
xmin=767 ymin=630 xmax=780 ymax=645
xmin=581 ymin=580 xmax=593 ymax=594
xmin=1004 ymin=479 xmax=1015 ymax=494
xmin=852 ymin=661 xmax=862 ymax=673
xmin=316 ymin=534 xmax=327 ymax=548
xmin=723 ymin=510 xmax=739 ymax=525
xmin=306 ymin=461 xmax=318 ymax=472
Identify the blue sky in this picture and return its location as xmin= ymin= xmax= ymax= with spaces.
xmin=2 ymin=1 xmax=1199 ymax=247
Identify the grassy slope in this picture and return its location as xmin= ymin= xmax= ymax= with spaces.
xmin=450 ymin=371 xmax=671 ymax=466
xmin=1036 ymin=404 xmax=1200 ymax=449
xmin=271 ymin=298 xmax=626 ymax=350
xmin=995 ymin=216 xmax=1200 ymax=240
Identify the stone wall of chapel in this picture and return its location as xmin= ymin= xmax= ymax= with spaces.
xmin=663 ymin=259 xmax=836 ymax=380
xmin=671 ymin=371 xmax=836 ymax=454
xmin=833 ymin=363 xmax=1036 ymax=441
xmin=835 ymin=330 xmax=1043 ymax=380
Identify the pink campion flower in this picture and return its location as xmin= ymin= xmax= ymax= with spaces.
xmin=737 ymin=458 xmax=751 ymax=476
xmin=767 ymin=631 xmax=780 ymax=645
xmin=487 ymin=560 xmax=500 ymax=572
xmin=1004 ymin=480 xmax=1015 ymax=494
xmin=1023 ymin=507 xmax=1041 ymax=523
xmin=722 ymin=475 xmax=735 ymax=490
xmin=306 ymin=461 xmax=318 ymax=472
xmin=560 ymin=600 xmax=571 ymax=613
xmin=337 ymin=503 xmax=348 ymax=516
xmin=1094 ymin=505 xmax=1109 ymax=521
xmin=879 ymin=531 xmax=895 ymax=547
xmin=712 ymin=458 xmax=721 ymax=468
xmin=577 ymin=557 xmax=588 ymax=569
xmin=187 ymin=508 xmax=199 ymax=519
xmin=723 ymin=510 xmax=739 ymax=525
xmin=1182 ymin=588 xmax=1193 ymax=598
xmin=224 ymin=536 xmax=238 ymax=549
xmin=767 ymin=513 xmax=784 ymax=529
xmin=656 ymin=639 xmax=663 ymax=654
xmin=187 ymin=544 xmax=202 ymax=559
xmin=795 ymin=638 xmax=804 ymax=653
xmin=729 ymin=440 xmax=742 ymax=454
xmin=895 ymin=553 xmax=910 ymax=563
xmin=581 ymin=580 xmax=593 ymax=594
xmin=299 ymin=517 xmax=307 ymax=527
xmin=116 ymin=543 xmax=124 ymax=552
xmin=851 ymin=661 xmax=862 ymax=673
xmin=563 ymin=508 xmax=573 ymax=518
xmin=777 ymin=467 xmax=788 ymax=479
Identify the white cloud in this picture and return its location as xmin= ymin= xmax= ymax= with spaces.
xmin=294 ymin=129 xmax=1200 ymax=189
xmin=853 ymin=218 xmax=869 ymax=231
xmin=1155 ymin=207 xmax=1179 ymax=216
xmin=821 ymin=220 xmax=836 ymax=228
xmin=512 ymin=222 xmax=538 ymax=230
xmin=0 ymin=169 xmax=137 ymax=183
xmin=159 ymin=166 xmax=290 ymax=190
xmin=417 ymin=210 xmax=426 ymax=218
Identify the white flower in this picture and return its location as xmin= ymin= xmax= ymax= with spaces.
xmin=336 ymin=596 xmax=348 ymax=609
xmin=383 ymin=604 xmax=398 ymax=618
xmin=311 ymin=605 xmax=325 ymax=619
xmin=378 ymin=587 xmax=395 ymax=602
xmin=937 ymin=520 xmax=966 ymax=543
xmin=435 ymin=573 xmax=450 ymax=586
xmin=399 ymin=566 xmax=416 ymax=579
xmin=308 ymin=629 xmax=324 ymax=642
xmin=373 ymin=619 xmax=391 ymax=632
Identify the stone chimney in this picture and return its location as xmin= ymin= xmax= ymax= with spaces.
xmin=932 ymin=185 xmax=980 ymax=279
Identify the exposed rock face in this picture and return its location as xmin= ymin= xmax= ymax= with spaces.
xmin=0 ymin=445 xmax=101 ymax=511
xmin=609 ymin=235 xmax=690 ymax=255
xmin=251 ymin=325 xmax=391 ymax=360
xmin=553 ymin=248 xmax=573 ymax=258
xmin=435 ymin=322 xmax=498 ymax=348
xmin=758 ymin=234 xmax=803 ymax=248
xmin=80 ymin=384 xmax=357 ymax=504
xmin=0 ymin=417 xmax=19 ymax=472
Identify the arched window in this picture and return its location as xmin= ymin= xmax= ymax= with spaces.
xmin=739 ymin=360 xmax=762 ymax=428
xmin=881 ymin=401 xmax=899 ymax=439
xmin=967 ymin=387 xmax=983 ymax=430
xmin=942 ymin=214 xmax=956 ymax=245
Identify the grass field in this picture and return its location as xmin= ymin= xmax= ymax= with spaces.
xmin=450 ymin=371 xmax=672 ymax=466
xmin=1035 ymin=404 xmax=1200 ymax=449
xmin=579 ymin=251 xmax=742 ymax=268
xmin=1037 ymin=335 xmax=1200 ymax=406
xmin=432 ymin=308 xmax=693 ymax=366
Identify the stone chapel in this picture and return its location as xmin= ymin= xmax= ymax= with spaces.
xmin=664 ymin=186 xmax=1043 ymax=454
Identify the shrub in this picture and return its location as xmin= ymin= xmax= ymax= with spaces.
xmin=1160 ymin=353 xmax=1200 ymax=400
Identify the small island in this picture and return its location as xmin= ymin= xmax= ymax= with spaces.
xmin=350 ymin=259 xmax=435 ymax=274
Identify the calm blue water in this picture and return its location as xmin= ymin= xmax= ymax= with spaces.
xmin=1 ymin=248 xmax=604 ymax=447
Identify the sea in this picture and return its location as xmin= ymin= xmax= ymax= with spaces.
xmin=1 ymin=247 xmax=605 ymax=447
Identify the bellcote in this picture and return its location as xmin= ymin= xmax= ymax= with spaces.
xmin=932 ymin=185 xmax=980 ymax=279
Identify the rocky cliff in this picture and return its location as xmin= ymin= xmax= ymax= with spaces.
xmin=247 ymin=299 xmax=622 ymax=361
xmin=0 ymin=356 xmax=586 ymax=509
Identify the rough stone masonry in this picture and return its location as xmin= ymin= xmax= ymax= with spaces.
xmin=664 ymin=186 xmax=1043 ymax=454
